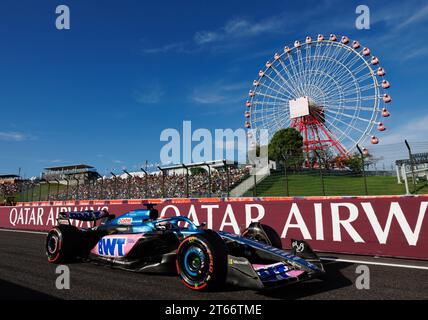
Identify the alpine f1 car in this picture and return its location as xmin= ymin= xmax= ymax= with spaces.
xmin=45 ymin=204 xmax=325 ymax=290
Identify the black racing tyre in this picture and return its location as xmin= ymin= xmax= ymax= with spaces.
xmin=176 ymin=230 xmax=228 ymax=291
xmin=242 ymin=223 xmax=283 ymax=249
xmin=46 ymin=225 xmax=81 ymax=263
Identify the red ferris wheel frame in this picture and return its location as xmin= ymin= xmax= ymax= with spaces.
xmin=291 ymin=111 xmax=350 ymax=165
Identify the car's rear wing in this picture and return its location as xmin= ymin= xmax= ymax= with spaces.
xmin=57 ymin=210 xmax=113 ymax=227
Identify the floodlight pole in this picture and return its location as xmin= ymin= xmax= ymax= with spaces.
xmin=405 ymin=140 xmax=416 ymax=193
xmin=356 ymin=145 xmax=368 ymax=196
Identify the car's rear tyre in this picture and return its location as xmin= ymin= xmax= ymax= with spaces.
xmin=176 ymin=231 xmax=228 ymax=291
xmin=242 ymin=223 xmax=283 ymax=249
xmin=46 ymin=225 xmax=81 ymax=263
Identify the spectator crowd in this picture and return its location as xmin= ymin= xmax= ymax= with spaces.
xmin=6 ymin=167 xmax=250 ymax=201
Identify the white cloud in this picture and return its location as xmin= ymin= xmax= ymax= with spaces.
xmin=134 ymin=82 xmax=165 ymax=104
xmin=194 ymin=16 xmax=286 ymax=46
xmin=145 ymin=13 xmax=295 ymax=54
xmin=190 ymin=81 xmax=247 ymax=105
xmin=396 ymin=3 xmax=428 ymax=30
xmin=141 ymin=41 xmax=188 ymax=54
xmin=0 ymin=132 xmax=30 ymax=141
xmin=402 ymin=46 xmax=428 ymax=61
xmin=380 ymin=114 xmax=428 ymax=145
xmin=194 ymin=31 xmax=221 ymax=45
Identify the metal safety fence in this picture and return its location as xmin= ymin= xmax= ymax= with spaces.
xmin=2 ymin=141 xmax=428 ymax=204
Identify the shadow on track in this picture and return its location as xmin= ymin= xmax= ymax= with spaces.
xmin=0 ymin=279 xmax=59 ymax=300
xmin=257 ymin=261 xmax=354 ymax=299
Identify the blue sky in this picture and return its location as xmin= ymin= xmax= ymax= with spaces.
xmin=0 ymin=0 xmax=427 ymax=177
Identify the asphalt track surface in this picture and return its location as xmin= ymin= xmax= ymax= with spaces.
xmin=1 ymin=229 xmax=427 ymax=300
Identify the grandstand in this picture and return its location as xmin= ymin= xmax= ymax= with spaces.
xmin=2 ymin=141 xmax=428 ymax=203
xmin=0 ymin=174 xmax=20 ymax=184
xmin=42 ymin=164 xmax=100 ymax=182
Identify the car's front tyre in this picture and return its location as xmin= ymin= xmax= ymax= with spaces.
xmin=176 ymin=230 xmax=227 ymax=291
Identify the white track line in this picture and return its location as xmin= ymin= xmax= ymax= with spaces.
xmin=0 ymin=228 xmax=47 ymax=235
xmin=321 ymin=257 xmax=428 ymax=271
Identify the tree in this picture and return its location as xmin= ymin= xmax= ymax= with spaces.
xmin=317 ymin=149 xmax=335 ymax=170
xmin=344 ymin=153 xmax=363 ymax=173
xmin=268 ymin=128 xmax=303 ymax=170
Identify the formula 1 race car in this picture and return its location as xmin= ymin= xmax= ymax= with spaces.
xmin=45 ymin=204 xmax=325 ymax=291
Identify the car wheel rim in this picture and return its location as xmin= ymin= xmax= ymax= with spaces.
xmin=178 ymin=240 xmax=211 ymax=286
xmin=47 ymin=234 xmax=59 ymax=255
xmin=184 ymin=247 xmax=205 ymax=277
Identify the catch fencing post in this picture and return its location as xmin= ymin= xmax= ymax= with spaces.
xmin=281 ymin=156 xmax=289 ymax=197
xmin=157 ymin=166 xmax=166 ymax=198
xmin=223 ymin=160 xmax=230 ymax=197
xmin=30 ymin=183 xmax=35 ymax=202
xmin=87 ymin=179 xmax=91 ymax=200
xmin=74 ymin=177 xmax=80 ymax=200
xmin=47 ymin=181 xmax=51 ymax=201
xmin=141 ymin=168 xmax=148 ymax=199
xmin=19 ymin=181 xmax=24 ymax=202
xmin=405 ymin=140 xmax=416 ymax=193
xmin=250 ymin=162 xmax=257 ymax=197
xmin=356 ymin=145 xmax=368 ymax=196
xmin=99 ymin=177 xmax=104 ymax=199
xmin=64 ymin=178 xmax=69 ymax=200
xmin=25 ymin=185 xmax=30 ymax=202
xmin=38 ymin=182 xmax=43 ymax=201
xmin=204 ymin=163 xmax=212 ymax=197
xmin=123 ymin=170 xmax=132 ymax=199
xmin=281 ymin=152 xmax=292 ymax=197
xmin=314 ymin=150 xmax=326 ymax=196
xmin=182 ymin=164 xmax=189 ymax=198
xmin=110 ymin=172 xmax=117 ymax=199
xmin=55 ymin=179 xmax=61 ymax=200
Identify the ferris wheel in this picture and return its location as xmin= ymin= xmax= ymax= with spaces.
xmin=244 ymin=34 xmax=391 ymax=160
